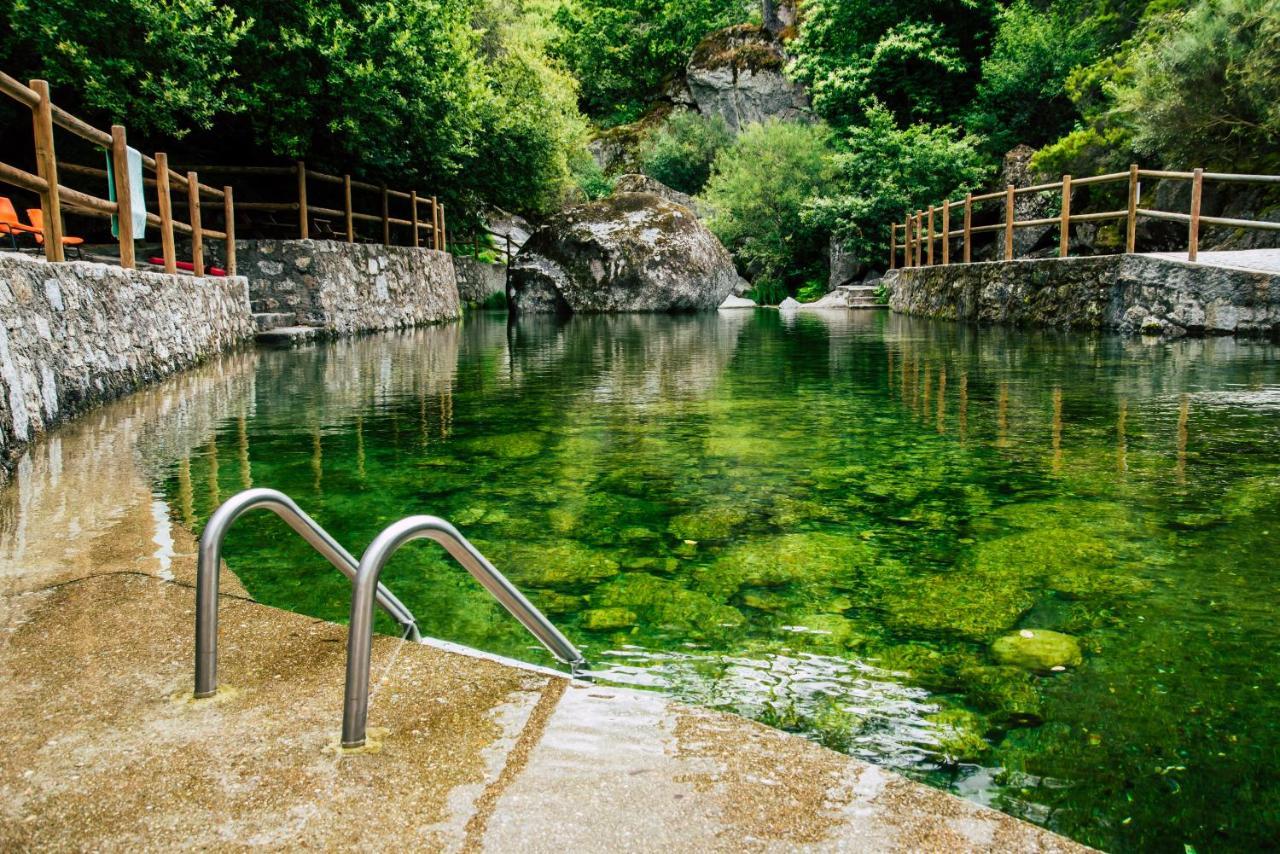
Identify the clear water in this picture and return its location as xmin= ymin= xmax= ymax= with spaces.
xmin=158 ymin=310 xmax=1280 ymax=851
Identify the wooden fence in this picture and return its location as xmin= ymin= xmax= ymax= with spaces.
xmin=174 ymin=162 xmax=446 ymax=251
xmin=890 ymin=164 xmax=1280 ymax=270
xmin=0 ymin=73 xmax=234 ymax=276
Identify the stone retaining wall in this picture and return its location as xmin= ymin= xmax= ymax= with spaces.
xmin=886 ymin=254 xmax=1280 ymax=337
xmin=204 ymin=239 xmax=460 ymax=334
xmin=453 ymin=256 xmax=506 ymax=305
xmin=0 ymin=253 xmax=253 ymax=477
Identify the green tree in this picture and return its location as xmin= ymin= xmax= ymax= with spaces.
xmin=805 ymin=102 xmax=992 ymax=264
xmin=1117 ymin=0 xmax=1280 ymax=170
xmin=551 ymin=0 xmax=749 ymax=124
xmin=701 ymin=120 xmax=836 ymax=298
xmin=787 ymin=0 xmax=1001 ymax=130
xmin=965 ymin=1 xmax=1106 ymax=156
xmin=1 ymin=0 xmax=249 ymax=138
xmin=639 ymin=111 xmax=734 ymax=194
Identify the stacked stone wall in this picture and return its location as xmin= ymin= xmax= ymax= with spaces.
xmin=0 ymin=253 xmax=253 ymax=476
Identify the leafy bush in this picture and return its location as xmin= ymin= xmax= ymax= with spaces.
xmin=639 ymin=111 xmax=734 ymax=195
xmin=787 ymin=0 xmax=1002 ymax=129
xmin=551 ymin=0 xmax=749 ymax=124
xmin=570 ymin=151 xmax=616 ymax=200
xmin=965 ymin=1 xmax=1106 ymax=156
xmin=1117 ymin=0 xmax=1280 ymax=170
xmin=804 ymin=102 xmax=992 ymax=264
xmin=702 ymin=120 xmax=836 ymax=293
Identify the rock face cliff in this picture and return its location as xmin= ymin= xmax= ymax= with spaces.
xmin=508 ymin=193 xmax=743 ymax=314
xmin=685 ymin=24 xmax=810 ymax=133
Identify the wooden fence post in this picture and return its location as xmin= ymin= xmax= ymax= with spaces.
xmin=431 ymin=196 xmax=439 ymax=250
xmin=343 ymin=174 xmax=354 ymax=243
xmin=110 ymin=125 xmax=135 ymax=268
xmin=1188 ymin=167 xmax=1203 ymax=262
xmin=1060 ymin=175 xmax=1071 ymax=258
xmin=411 ymin=190 xmax=420 ymax=248
xmin=297 ymin=160 xmax=309 ymax=239
xmin=1125 ymin=163 xmax=1139 ymax=253
xmin=926 ymin=206 xmax=935 ymax=266
xmin=441 ymin=203 xmax=447 ymax=252
xmin=188 ymin=171 xmax=203 ymax=277
xmin=380 ymin=184 xmax=390 ymax=246
xmin=889 ymin=223 xmax=896 ymax=270
xmin=915 ymin=211 xmax=923 ymax=266
xmin=941 ymin=202 xmax=950 ymax=266
xmin=155 ymin=152 xmax=177 ymax=274
xmin=1004 ymin=185 xmax=1014 ymax=261
xmin=223 ymin=186 xmax=236 ymax=276
xmin=963 ymin=193 xmax=972 ymax=263
xmin=28 ymin=80 xmax=64 ymax=262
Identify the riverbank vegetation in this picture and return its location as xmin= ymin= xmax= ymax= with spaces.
xmin=4 ymin=0 xmax=1276 ymax=290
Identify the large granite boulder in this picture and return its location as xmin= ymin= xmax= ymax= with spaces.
xmin=508 ymin=192 xmax=743 ymax=314
xmin=686 ymin=25 xmax=810 ymax=133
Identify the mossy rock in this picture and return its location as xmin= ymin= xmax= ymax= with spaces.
xmin=701 ymin=532 xmax=874 ymax=597
xmin=782 ymin=614 xmax=863 ymax=649
xmin=462 ymin=433 xmax=544 ymax=459
xmin=591 ymin=573 xmax=744 ymax=634
xmin=491 ymin=540 xmax=620 ymax=589
xmin=991 ymin=629 xmax=1083 ymax=672
xmin=582 ymin=607 xmax=638 ymax=631
xmin=668 ymin=504 xmax=748 ymax=541
xmin=927 ymin=708 xmax=991 ymax=763
xmin=528 ymin=589 xmax=586 ymax=615
xmin=959 ymin=665 xmax=1044 ymax=727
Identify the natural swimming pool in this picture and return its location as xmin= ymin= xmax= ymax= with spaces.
xmin=158 ymin=309 xmax=1280 ymax=851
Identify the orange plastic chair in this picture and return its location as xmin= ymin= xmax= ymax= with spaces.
xmin=0 ymin=197 xmax=41 ymax=249
xmin=25 ymin=208 xmax=84 ymax=257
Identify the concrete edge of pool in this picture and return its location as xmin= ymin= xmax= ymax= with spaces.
xmin=0 ymin=569 xmax=1091 ymax=851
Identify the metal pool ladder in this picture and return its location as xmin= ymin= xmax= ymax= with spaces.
xmin=193 ymin=488 xmax=585 ymax=748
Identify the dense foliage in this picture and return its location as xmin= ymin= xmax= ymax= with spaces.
xmin=787 ymin=0 xmax=1001 ymax=128
xmin=1 ymin=0 xmax=588 ymax=216
xmin=703 ymin=121 xmax=835 ymax=301
xmin=805 ymin=103 xmax=992 ymax=263
xmin=638 ymin=111 xmax=733 ymax=195
xmin=549 ymin=0 xmax=750 ymax=125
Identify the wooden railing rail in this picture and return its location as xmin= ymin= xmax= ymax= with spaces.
xmin=182 ymin=161 xmax=446 ymax=251
xmin=891 ymin=164 xmax=1280 ymax=269
xmin=0 ymin=72 xmax=234 ymax=275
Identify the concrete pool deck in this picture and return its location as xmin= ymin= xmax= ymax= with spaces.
xmin=0 ymin=348 xmax=1089 ymax=852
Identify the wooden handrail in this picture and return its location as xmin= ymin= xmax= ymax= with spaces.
xmin=892 ymin=162 xmax=1280 ymax=270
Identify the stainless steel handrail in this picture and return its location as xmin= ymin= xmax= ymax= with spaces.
xmin=194 ymin=488 xmax=421 ymax=698
xmin=341 ymin=515 xmax=585 ymax=748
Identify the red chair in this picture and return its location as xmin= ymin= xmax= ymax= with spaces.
xmin=25 ymin=208 xmax=84 ymax=258
xmin=0 ymin=197 xmax=41 ymax=250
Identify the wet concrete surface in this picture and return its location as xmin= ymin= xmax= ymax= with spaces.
xmin=0 ymin=341 xmax=1091 ymax=852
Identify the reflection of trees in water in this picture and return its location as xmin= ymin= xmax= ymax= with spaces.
xmin=503 ymin=311 xmax=753 ymax=403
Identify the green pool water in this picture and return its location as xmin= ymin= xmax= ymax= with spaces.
xmin=159 ymin=310 xmax=1280 ymax=851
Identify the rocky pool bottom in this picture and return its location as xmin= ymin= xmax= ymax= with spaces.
xmin=151 ymin=310 xmax=1279 ymax=851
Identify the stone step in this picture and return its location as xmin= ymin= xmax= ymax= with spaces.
xmin=252 ymin=312 xmax=296 ymax=332
xmin=255 ymin=325 xmax=326 ymax=348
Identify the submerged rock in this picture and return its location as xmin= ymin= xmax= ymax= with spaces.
xmin=991 ymin=629 xmax=1083 ymax=672
xmin=508 ymin=193 xmax=742 ymax=314
xmin=686 ymin=24 xmax=810 ymax=132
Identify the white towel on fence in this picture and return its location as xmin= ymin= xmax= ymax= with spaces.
xmin=106 ymin=146 xmax=147 ymax=240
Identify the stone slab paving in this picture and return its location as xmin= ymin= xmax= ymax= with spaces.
xmin=0 ymin=332 xmax=1092 ymax=852
xmin=1146 ymin=248 xmax=1280 ymax=275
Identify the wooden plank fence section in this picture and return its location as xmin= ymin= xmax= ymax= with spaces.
xmin=0 ymin=72 xmax=232 ymax=273
xmin=0 ymin=68 xmax=447 ymax=273
xmin=892 ymin=163 xmax=1280 ymax=269
xmin=186 ymin=160 xmax=443 ymax=249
